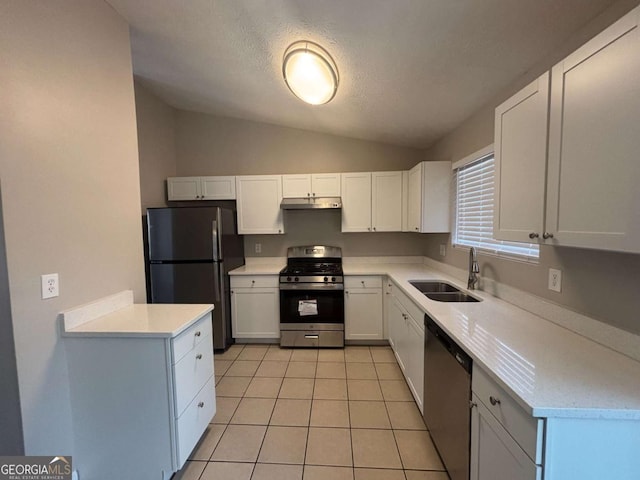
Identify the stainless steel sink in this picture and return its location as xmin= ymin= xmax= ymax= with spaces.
xmin=408 ymin=280 xmax=481 ymax=303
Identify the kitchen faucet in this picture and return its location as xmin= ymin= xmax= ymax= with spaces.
xmin=468 ymin=247 xmax=479 ymax=290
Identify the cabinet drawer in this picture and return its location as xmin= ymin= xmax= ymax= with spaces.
xmin=230 ymin=275 xmax=279 ymax=289
xmin=393 ymin=283 xmax=424 ymax=330
xmin=344 ymin=276 xmax=383 ymax=289
xmin=174 ymin=334 xmax=214 ymax=416
xmin=173 ymin=314 xmax=212 ymax=364
xmin=176 ymin=375 xmax=216 ymax=468
xmin=473 ymin=367 xmax=543 ymax=464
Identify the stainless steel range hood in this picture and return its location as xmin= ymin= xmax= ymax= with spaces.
xmin=280 ymin=197 xmax=342 ymax=210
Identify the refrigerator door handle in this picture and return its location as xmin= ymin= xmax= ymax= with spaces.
xmin=212 ymin=220 xmax=220 ymax=261
xmin=212 ymin=261 xmax=222 ymax=303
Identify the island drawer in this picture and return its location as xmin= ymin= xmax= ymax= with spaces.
xmin=176 ymin=375 xmax=216 ymax=468
xmin=174 ymin=333 xmax=214 ymax=416
xmin=473 ymin=367 xmax=543 ymax=464
xmin=173 ymin=313 xmax=212 ymax=364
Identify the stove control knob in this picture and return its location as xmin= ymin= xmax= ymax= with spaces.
xmin=324 ymin=276 xmax=328 ymax=282
xmin=294 ymin=277 xmax=299 ymax=282
xmin=287 ymin=276 xmax=292 ymax=282
xmin=331 ymin=277 xmax=336 ymax=282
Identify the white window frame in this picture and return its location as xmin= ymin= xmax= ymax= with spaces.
xmin=452 ymin=145 xmax=539 ymax=263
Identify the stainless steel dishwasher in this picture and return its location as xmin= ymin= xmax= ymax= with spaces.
xmin=423 ymin=314 xmax=473 ymax=480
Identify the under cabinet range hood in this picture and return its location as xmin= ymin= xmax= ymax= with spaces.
xmin=280 ymin=197 xmax=342 ymax=210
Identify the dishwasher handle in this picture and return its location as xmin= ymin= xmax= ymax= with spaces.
xmin=425 ymin=314 xmax=472 ymax=374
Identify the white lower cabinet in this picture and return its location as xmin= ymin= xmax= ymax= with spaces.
xmin=388 ymin=282 xmax=424 ymax=412
xmin=344 ymin=276 xmax=383 ymax=340
xmin=230 ymin=275 xmax=280 ymax=339
xmin=64 ymin=313 xmax=215 ymax=480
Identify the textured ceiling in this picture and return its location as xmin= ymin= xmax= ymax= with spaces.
xmin=107 ymin=0 xmax=616 ymax=148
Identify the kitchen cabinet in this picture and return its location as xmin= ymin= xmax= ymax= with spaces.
xmin=494 ymin=5 xmax=640 ymax=253
xmin=344 ymin=276 xmax=383 ymax=340
xmin=167 ymin=176 xmax=236 ymax=200
xmin=230 ymin=275 xmax=280 ymax=339
xmin=494 ymin=73 xmax=549 ymax=243
xmin=282 ymin=173 xmax=341 ymax=198
xmin=64 ymin=310 xmax=215 ymax=479
xmin=235 ymin=175 xmax=284 ymax=234
xmin=341 ymin=171 xmax=403 ymax=232
xmin=407 ymin=161 xmax=451 ymax=233
xmin=388 ymin=282 xmax=424 ymax=412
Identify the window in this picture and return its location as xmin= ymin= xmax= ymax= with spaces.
xmin=453 ymin=149 xmax=539 ymax=261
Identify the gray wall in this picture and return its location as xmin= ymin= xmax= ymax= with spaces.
xmin=135 ymin=80 xmax=177 ymax=213
xmin=0 ymin=185 xmax=24 ymax=455
xmin=423 ymin=0 xmax=640 ymax=335
xmin=0 ymin=1 xmax=146 ymax=455
xmin=172 ymin=110 xmax=426 ymax=257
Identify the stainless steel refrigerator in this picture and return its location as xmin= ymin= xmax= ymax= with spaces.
xmin=146 ymin=206 xmax=245 ymax=350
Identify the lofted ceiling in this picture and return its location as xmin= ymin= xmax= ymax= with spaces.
xmin=107 ymin=0 xmax=616 ymax=149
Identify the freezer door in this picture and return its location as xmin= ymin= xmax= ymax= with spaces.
xmin=149 ymin=262 xmax=217 ymax=304
xmin=147 ymin=207 xmax=220 ymax=261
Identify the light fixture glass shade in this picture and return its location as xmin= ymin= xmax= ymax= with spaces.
xmin=283 ymin=41 xmax=339 ymax=105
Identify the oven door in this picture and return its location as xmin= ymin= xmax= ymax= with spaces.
xmin=279 ymin=287 xmax=344 ymax=326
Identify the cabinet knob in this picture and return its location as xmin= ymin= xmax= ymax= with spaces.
xmin=415 ymin=227 xmax=419 ymax=231
xmin=307 ymin=192 xmax=311 ymax=197
xmin=543 ymin=232 xmax=554 ymax=239
xmin=368 ymin=227 xmax=371 ymax=231
xmin=251 ymin=280 xmax=255 ymax=285
xmin=489 ymin=396 xmax=501 ymax=406
xmin=528 ymin=232 xmax=539 ymax=239
xmin=231 ymin=290 xmax=234 ymax=295
xmin=361 ymin=280 xmax=365 ymax=285
xmin=312 ymin=192 xmax=316 ymax=197
xmin=373 ymin=227 xmax=376 ymax=231
xmin=278 ymin=229 xmax=282 ymax=233
xmin=345 ymin=291 xmax=349 ymax=295
xmin=196 ymin=353 xmax=203 ymax=359
xmin=198 ymin=402 xmax=204 ymax=408
xmin=195 ymin=331 xmax=201 ymax=337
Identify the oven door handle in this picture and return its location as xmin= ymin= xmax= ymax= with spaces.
xmin=279 ymin=283 xmax=344 ymax=291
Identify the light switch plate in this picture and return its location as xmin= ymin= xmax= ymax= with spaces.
xmin=548 ymin=268 xmax=562 ymax=293
xmin=439 ymin=244 xmax=446 ymax=256
xmin=255 ymin=243 xmax=262 ymax=254
xmin=41 ymin=273 xmax=59 ymax=299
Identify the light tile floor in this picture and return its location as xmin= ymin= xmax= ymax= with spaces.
xmin=173 ymin=345 xmax=449 ymax=480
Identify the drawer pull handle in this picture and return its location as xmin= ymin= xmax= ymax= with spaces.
xmin=196 ymin=353 xmax=203 ymax=360
xmin=195 ymin=331 xmax=201 ymax=337
xmin=489 ymin=396 xmax=501 ymax=406
xmin=198 ymin=402 xmax=204 ymax=408
xmin=305 ymin=335 xmax=319 ymax=339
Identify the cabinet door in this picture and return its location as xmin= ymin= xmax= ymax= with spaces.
xmin=494 ymin=73 xmax=549 ymax=243
xmin=471 ymin=395 xmax=541 ymax=480
xmin=236 ymin=176 xmax=284 ymax=234
xmin=167 ymin=177 xmax=201 ymax=201
xmin=282 ymin=174 xmax=312 ymax=198
xmin=389 ymin=296 xmax=410 ymax=372
xmin=407 ymin=163 xmax=423 ymax=232
xmin=372 ymin=171 xmax=403 ymax=232
xmin=401 ymin=171 xmax=410 ymax=232
xmin=546 ymin=7 xmax=640 ymax=253
xmin=341 ymin=172 xmax=372 ymax=232
xmin=230 ymin=288 xmax=280 ymax=338
xmin=405 ymin=314 xmax=424 ymax=413
xmin=421 ymin=161 xmax=451 ymax=233
xmin=311 ymin=173 xmax=341 ymax=197
xmin=201 ymin=176 xmax=236 ymax=200
xmin=345 ymin=288 xmax=383 ymax=340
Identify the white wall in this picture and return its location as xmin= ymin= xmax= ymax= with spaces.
xmin=0 ymin=1 xmax=145 ymax=455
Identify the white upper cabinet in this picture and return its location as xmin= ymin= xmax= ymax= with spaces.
xmin=407 ymin=161 xmax=451 ymax=233
xmin=341 ymin=171 xmax=403 ymax=232
xmin=341 ymin=172 xmax=372 ymax=232
xmin=282 ymin=173 xmax=341 ymax=198
xmin=372 ymin=171 xmax=403 ymax=232
xmin=167 ymin=176 xmax=236 ymax=201
xmin=235 ymin=175 xmax=284 ymax=234
xmin=546 ymin=6 xmax=640 ymax=253
xmin=494 ymin=73 xmax=549 ymax=243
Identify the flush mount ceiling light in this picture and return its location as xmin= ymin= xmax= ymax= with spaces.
xmin=282 ymin=40 xmax=339 ymax=105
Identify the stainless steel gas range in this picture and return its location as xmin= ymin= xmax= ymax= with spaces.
xmin=279 ymin=246 xmax=344 ymax=348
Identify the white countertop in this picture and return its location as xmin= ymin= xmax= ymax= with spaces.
xmin=62 ymin=303 xmax=213 ymax=338
xmin=231 ymin=260 xmax=640 ymax=420
xmin=228 ymin=263 xmax=284 ymax=275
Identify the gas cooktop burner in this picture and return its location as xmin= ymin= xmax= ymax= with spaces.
xmin=280 ymin=263 xmax=343 ymax=276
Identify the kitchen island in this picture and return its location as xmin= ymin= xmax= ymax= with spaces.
xmin=61 ymin=291 xmax=215 ymax=480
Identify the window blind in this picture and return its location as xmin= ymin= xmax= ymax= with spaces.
xmin=454 ymin=154 xmax=539 ymax=261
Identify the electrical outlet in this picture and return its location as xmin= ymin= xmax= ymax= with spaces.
xmin=548 ymin=268 xmax=562 ymax=293
xmin=255 ymin=243 xmax=262 ymax=254
xmin=41 ymin=273 xmax=59 ymax=299
xmin=439 ymin=244 xmax=446 ymax=256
